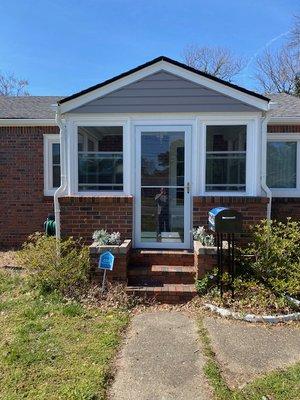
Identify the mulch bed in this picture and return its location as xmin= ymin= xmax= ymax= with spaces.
xmin=201 ymin=280 xmax=297 ymax=315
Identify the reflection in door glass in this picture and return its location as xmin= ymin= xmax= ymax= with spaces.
xmin=141 ymin=188 xmax=184 ymax=243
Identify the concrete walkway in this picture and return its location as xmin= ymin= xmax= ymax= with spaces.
xmin=109 ymin=311 xmax=211 ymax=400
xmin=204 ymin=316 xmax=300 ymax=388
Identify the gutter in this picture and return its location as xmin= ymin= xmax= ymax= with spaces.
xmin=261 ymin=102 xmax=277 ymax=219
xmin=54 ymin=106 xmax=68 ymax=239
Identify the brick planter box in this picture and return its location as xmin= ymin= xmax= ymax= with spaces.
xmin=194 ymin=240 xmax=218 ymax=279
xmin=89 ymin=239 xmax=132 ymax=283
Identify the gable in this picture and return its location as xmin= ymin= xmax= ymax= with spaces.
xmin=70 ymin=71 xmax=261 ymax=114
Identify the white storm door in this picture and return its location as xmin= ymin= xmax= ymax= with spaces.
xmin=135 ymin=125 xmax=192 ymax=249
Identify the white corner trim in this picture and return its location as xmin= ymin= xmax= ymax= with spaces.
xmin=0 ymin=118 xmax=56 ymax=126
xmin=59 ymin=61 xmax=269 ymax=113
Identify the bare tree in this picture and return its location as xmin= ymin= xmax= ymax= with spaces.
xmin=255 ymin=45 xmax=298 ymax=94
xmin=255 ymin=15 xmax=300 ymax=95
xmin=0 ymin=72 xmax=29 ymax=96
xmin=182 ymin=45 xmax=245 ymax=81
xmin=288 ymin=15 xmax=300 ymax=49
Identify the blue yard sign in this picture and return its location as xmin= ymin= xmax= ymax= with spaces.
xmin=99 ymin=251 xmax=115 ymax=293
xmin=99 ymin=251 xmax=115 ymax=271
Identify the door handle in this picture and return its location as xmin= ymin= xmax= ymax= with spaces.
xmin=186 ymin=182 xmax=191 ymax=194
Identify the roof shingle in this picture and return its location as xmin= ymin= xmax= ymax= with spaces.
xmin=268 ymin=93 xmax=300 ymax=118
xmin=0 ymin=96 xmax=62 ymax=119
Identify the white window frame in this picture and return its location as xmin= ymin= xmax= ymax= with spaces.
xmin=201 ymin=120 xmax=257 ymax=196
xmin=44 ymin=134 xmax=60 ymax=196
xmin=267 ymin=133 xmax=300 ymax=197
xmin=67 ymin=117 xmax=131 ymax=196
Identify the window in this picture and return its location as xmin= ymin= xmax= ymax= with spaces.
xmin=44 ymin=135 xmax=61 ymax=195
xmin=78 ymin=126 xmax=123 ymax=191
xmin=206 ymin=125 xmax=247 ymax=192
xmin=267 ymin=141 xmax=297 ymax=189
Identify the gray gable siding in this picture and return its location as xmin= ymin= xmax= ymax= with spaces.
xmin=70 ymin=71 xmax=260 ymax=114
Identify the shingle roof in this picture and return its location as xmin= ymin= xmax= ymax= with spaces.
xmin=0 ymin=96 xmax=62 ymax=119
xmin=268 ymin=93 xmax=300 ymax=118
xmin=0 ymin=92 xmax=299 ymax=120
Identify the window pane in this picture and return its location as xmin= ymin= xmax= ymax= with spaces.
xmin=206 ymin=125 xmax=247 ymax=192
xmin=78 ymin=126 xmax=123 ymax=152
xmin=52 ymin=143 xmax=60 ymax=188
xmin=267 ymin=142 xmax=297 ymax=188
xmin=53 ymin=165 xmax=61 ymax=188
xmin=206 ymin=154 xmax=246 ymax=191
xmin=78 ymin=126 xmax=123 ymax=191
xmin=52 ymin=143 xmax=60 ymax=164
xmin=78 ymin=154 xmax=123 ymax=191
xmin=141 ymin=132 xmax=184 ymax=186
xmin=206 ymin=125 xmax=246 ymax=151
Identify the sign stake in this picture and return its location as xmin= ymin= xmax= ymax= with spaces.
xmin=101 ymin=269 xmax=107 ymax=293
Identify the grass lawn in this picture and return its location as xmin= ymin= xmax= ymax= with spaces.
xmin=0 ymin=270 xmax=129 ymax=400
xmin=198 ymin=316 xmax=300 ymax=400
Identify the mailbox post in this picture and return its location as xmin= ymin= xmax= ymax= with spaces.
xmin=208 ymin=207 xmax=242 ymax=298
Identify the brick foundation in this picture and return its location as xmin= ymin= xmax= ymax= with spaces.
xmin=59 ymin=196 xmax=133 ymax=244
xmin=194 ymin=241 xmax=218 ymax=279
xmin=271 ymin=198 xmax=300 ymax=222
xmin=0 ymin=126 xmax=58 ymax=248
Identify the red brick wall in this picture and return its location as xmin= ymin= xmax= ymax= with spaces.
xmin=59 ymin=196 xmax=133 ymax=243
xmin=193 ymin=196 xmax=269 ymax=242
xmin=0 ymin=126 xmax=58 ymax=248
xmin=271 ymin=198 xmax=300 ymax=222
xmin=268 ymin=125 xmax=300 ymax=133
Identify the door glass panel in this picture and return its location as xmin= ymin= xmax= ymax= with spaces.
xmin=140 ymin=131 xmax=185 ymax=244
xmin=141 ymin=132 xmax=184 ymax=186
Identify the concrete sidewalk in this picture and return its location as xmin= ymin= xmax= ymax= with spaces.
xmin=109 ymin=311 xmax=211 ymax=400
xmin=204 ymin=316 xmax=300 ymax=388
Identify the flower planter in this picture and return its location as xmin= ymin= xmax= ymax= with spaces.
xmin=89 ymin=239 xmax=132 ymax=283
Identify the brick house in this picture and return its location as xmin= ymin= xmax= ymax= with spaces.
xmin=1 ymin=57 xmax=300 ymax=299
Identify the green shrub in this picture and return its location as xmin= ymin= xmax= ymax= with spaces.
xmin=196 ymin=268 xmax=218 ymax=295
xmin=17 ymin=233 xmax=90 ymax=296
xmin=241 ymin=219 xmax=300 ymax=297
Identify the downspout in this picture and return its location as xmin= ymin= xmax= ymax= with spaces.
xmin=261 ymin=103 xmax=276 ymax=219
xmin=54 ymin=106 xmax=68 ymax=239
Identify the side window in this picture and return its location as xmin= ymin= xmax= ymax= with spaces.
xmin=77 ymin=126 xmax=123 ymax=192
xmin=205 ymin=125 xmax=247 ymax=192
xmin=267 ymin=141 xmax=297 ymax=189
xmin=44 ymin=135 xmax=61 ymax=195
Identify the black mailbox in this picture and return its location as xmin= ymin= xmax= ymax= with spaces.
xmin=208 ymin=207 xmax=242 ymax=233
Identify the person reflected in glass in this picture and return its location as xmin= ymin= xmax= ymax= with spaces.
xmin=155 ymin=188 xmax=170 ymax=241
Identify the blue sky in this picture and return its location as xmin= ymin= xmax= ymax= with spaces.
xmin=0 ymin=0 xmax=299 ymax=95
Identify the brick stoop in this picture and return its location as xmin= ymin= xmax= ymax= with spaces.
xmin=126 ymin=284 xmax=197 ymax=304
xmin=127 ymin=249 xmax=197 ymax=304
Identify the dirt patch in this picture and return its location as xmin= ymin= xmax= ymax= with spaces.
xmin=0 ymin=250 xmax=21 ymax=269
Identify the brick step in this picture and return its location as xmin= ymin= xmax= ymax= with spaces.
xmin=128 ymin=264 xmax=195 ymax=284
xmin=129 ymin=249 xmax=194 ymax=267
xmin=126 ymin=283 xmax=197 ymax=304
